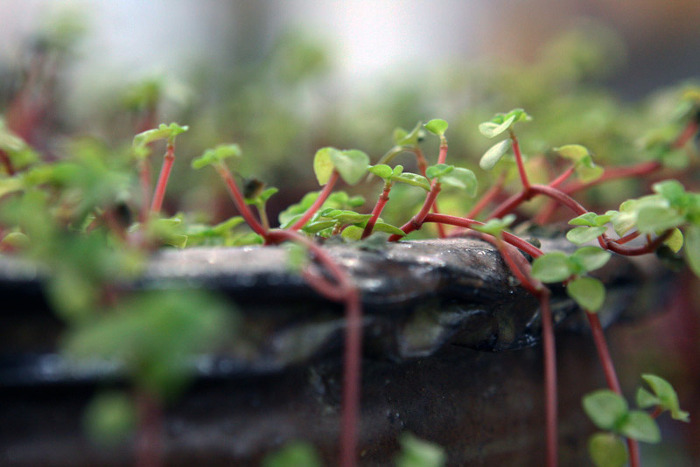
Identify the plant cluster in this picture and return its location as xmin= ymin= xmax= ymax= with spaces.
xmin=1 ymin=15 xmax=698 ymax=467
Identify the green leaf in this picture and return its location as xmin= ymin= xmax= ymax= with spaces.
xmin=582 ymin=390 xmax=629 ymax=431
xmin=636 ymin=388 xmax=661 ymax=409
xmin=391 ymin=172 xmax=431 ymax=191
xmin=572 ymin=247 xmax=612 ymax=272
xmin=639 ymin=374 xmax=690 ymax=422
xmin=331 ymin=149 xmax=370 ymax=185
xmin=368 ymin=164 xmax=393 ymax=180
xmin=395 ymin=433 xmax=446 ymax=467
xmin=132 ymin=123 xmax=188 ymax=157
xmin=191 ymin=144 xmax=242 ymax=169
xmin=531 ymin=252 xmax=572 ymax=283
xmin=567 ymin=277 xmax=606 ymax=312
xmin=313 ymin=147 xmax=337 ymax=185
xmin=439 ymin=167 xmax=478 ymax=197
xmin=618 ymin=411 xmax=661 ymax=443
xmin=472 ymin=214 xmax=516 ymax=238
xmin=569 ymin=212 xmax=612 ymax=227
xmin=372 ymin=221 xmax=405 ymax=236
xmin=84 ymin=391 xmax=136 ymax=446
xmin=424 ymin=119 xmax=448 ymax=137
xmin=341 ymin=225 xmax=364 ymax=240
xmin=566 ymin=226 xmax=607 ymax=245
xmin=393 ymin=121 xmax=424 ymax=146
xmin=554 ymin=144 xmax=590 ymax=162
xmin=263 ymin=441 xmax=322 ymax=467
xmin=480 ymin=139 xmax=512 ymax=170
xmin=636 ymin=206 xmax=685 ymax=234
xmin=653 ymin=180 xmax=686 ymax=204
xmin=320 ymin=209 xmax=371 ymax=225
xmin=553 ymin=144 xmax=603 ymax=182
xmin=685 ymin=225 xmax=700 ymax=278
xmin=425 ymin=164 xmax=454 ymax=179
xmin=478 ymin=109 xmax=531 ymax=138
xmin=664 ymin=228 xmax=684 ymax=253
xmin=588 ymin=432 xmax=628 ymax=467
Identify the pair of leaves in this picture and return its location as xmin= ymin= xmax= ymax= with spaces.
xmin=636 ymin=374 xmax=690 ymax=422
xmin=278 ymin=190 xmax=365 ymax=229
xmin=531 ymin=247 xmax=611 ymax=311
xmin=425 ymin=164 xmax=478 ymax=197
xmin=553 ymin=144 xmax=604 ymax=183
xmin=313 ymin=147 xmax=370 ymax=186
xmin=566 ymin=211 xmax=611 ymax=245
xmin=191 ymin=144 xmax=242 ymax=170
xmin=132 ymin=123 xmax=188 ymax=160
xmin=583 ymin=390 xmax=660 ymax=443
xmin=478 ymin=109 xmax=530 ymax=170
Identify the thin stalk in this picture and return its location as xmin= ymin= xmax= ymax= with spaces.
xmin=538 ymin=291 xmax=558 ymax=467
xmin=362 ymin=182 xmax=392 ymax=239
xmin=214 ymin=163 xmax=267 ymax=237
xmin=422 ymin=213 xmax=544 ymax=259
xmin=563 ymin=161 xmax=661 ymax=196
xmin=388 ymin=182 xmax=441 ymax=241
xmin=672 ymin=120 xmax=699 ymax=149
xmin=530 ymin=185 xmax=588 ymax=216
xmin=414 ymin=147 xmax=446 ymax=238
xmin=585 ymin=312 xmax=640 ymax=467
xmin=254 ymin=202 xmax=270 ymax=231
xmin=150 ymin=142 xmax=175 ymax=214
xmin=602 ymin=229 xmax=672 ymax=256
xmin=289 ymin=171 xmax=340 ymax=231
xmin=511 ymin=130 xmax=531 ymax=190
xmin=549 ymin=166 xmax=576 ymax=189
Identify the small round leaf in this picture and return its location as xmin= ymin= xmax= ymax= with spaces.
xmin=567 ymin=277 xmax=606 ymax=312
xmin=582 ymin=390 xmax=628 ymax=430
xmin=424 ymin=119 xmax=448 ymax=136
xmin=480 ymin=139 xmax=512 ymax=170
xmin=588 ymin=432 xmax=628 ymax=467
xmin=531 ymin=252 xmax=572 ymax=283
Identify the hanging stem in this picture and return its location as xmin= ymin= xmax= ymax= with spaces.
xmin=289 ymin=171 xmax=340 ymax=231
xmin=585 ymin=312 xmax=640 ymax=467
xmin=266 ymin=229 xmax=362 ymax=467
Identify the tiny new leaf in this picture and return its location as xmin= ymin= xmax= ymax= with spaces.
xmin=424 ymin=119 xmax=448 ymax=137
xmin=480 ymin=139 xmax=512 ymax=170
xmin=637 ymin=374 xmax=690 ymax=422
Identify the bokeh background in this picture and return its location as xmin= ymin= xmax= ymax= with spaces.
xmin=1 ymin=2 xmax=699 ymax=464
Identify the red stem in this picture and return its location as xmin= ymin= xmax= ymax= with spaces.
xmin=549 ymin=166 xmax=576 ymax=189
xmin=511 ymin=131 xmax=531 ymax=190
xmin=538 ymin=291 xmax=558 ymax=467
xmin=415 ymin=147 xmax=447 ymax=238
xmin=601 ymin=230 xmax=672 ymax=256
xmin=585 ymin=312 xmax=640 ymax=467
xmin=362 ymin=183 xmax=391 ymax=239
xmin=672 ymin=120 xmax=699 ymax=149
xmin=289 ymin=171 xmax=340 ymax=231
xmin=612 ymin=230 xmax=641 ymax=245
xmin=150 ymin=143 xmax=175 ymax=214
xmin=563 ymin=161 xmax=661 ymax=196
xmin=214 ymin=164 xmax=267 ymax=237
xmin=388 ymin=182 xmax=441 ymax=241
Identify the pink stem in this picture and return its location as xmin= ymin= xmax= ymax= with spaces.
xmin=362 ymin=184 xmax=391 ymax=239
xmin=150 ymin=143 xmax=175 ymax=214
xmin=289 ymin=171 xmax=340 ymax=231
xmin=511 ymin=131 xmax=531 ymax=190
xmin=585 ymin=312 xmax=640 ymax=467
xmin=549 ymin=166 xmax=576 ymax=189
xmin=539 ymin=291 xmax=558 ymax=467
xmin=388 ymin=182 xmax=441 ymax=241
xmin=214 ymin=164 xmax=267 ymax=237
